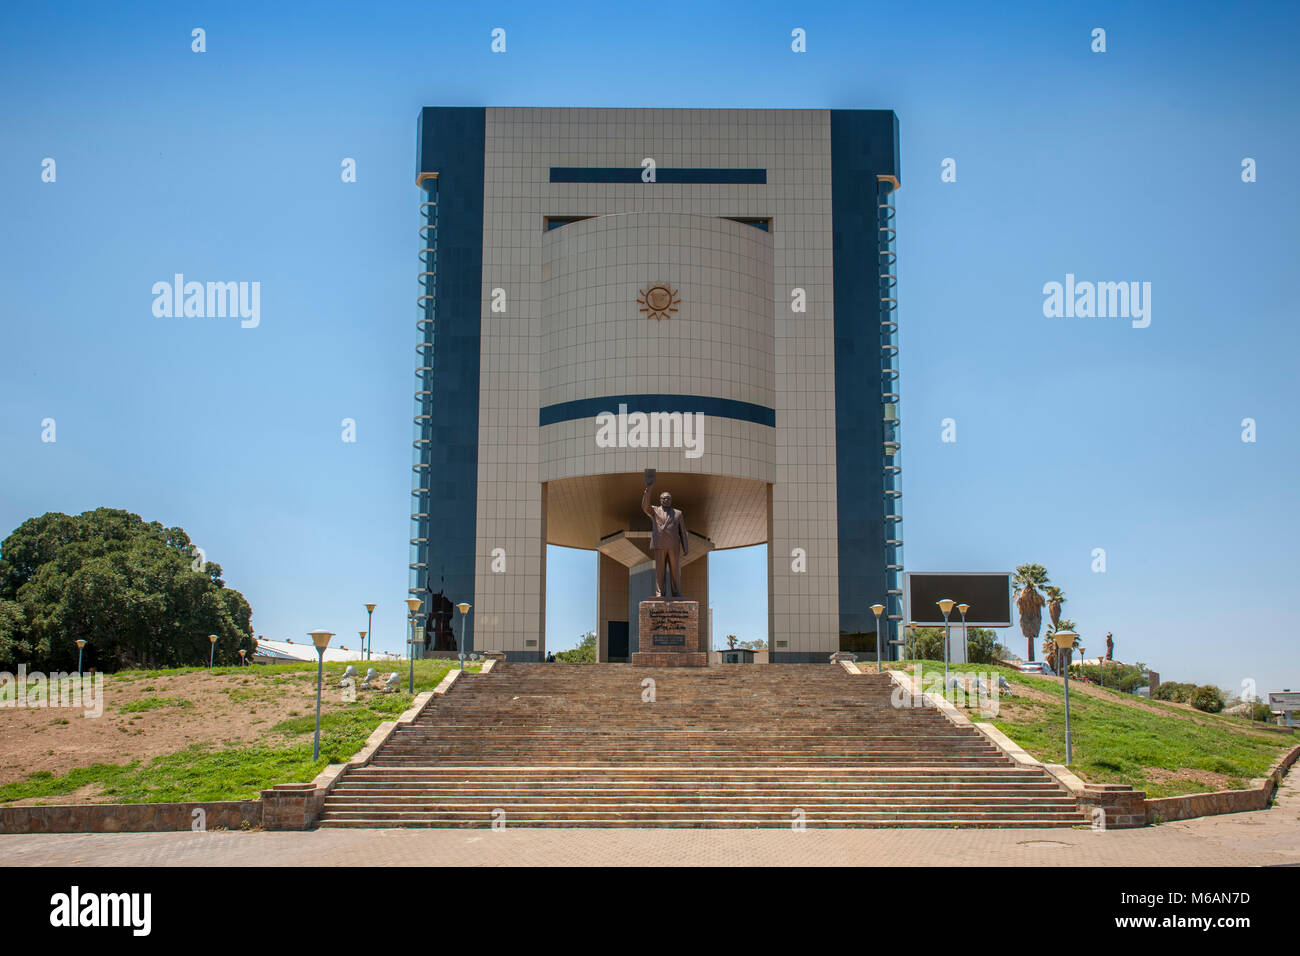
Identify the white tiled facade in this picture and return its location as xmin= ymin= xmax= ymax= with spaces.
xmin=474 ymin=108 xmax=841 ymax=659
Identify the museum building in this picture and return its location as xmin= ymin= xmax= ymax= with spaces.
xmin=410 ymin=107 xmax=902 ymax=663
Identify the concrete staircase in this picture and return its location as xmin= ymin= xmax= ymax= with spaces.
xmin=317 ymin=663 xmax=1087 ymax=828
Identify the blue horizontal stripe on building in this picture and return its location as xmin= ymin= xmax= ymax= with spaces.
xmin=539 ymin=395 xmax=776 ymax=428
xmin=549 ymin=167 xmax=767 ymax=185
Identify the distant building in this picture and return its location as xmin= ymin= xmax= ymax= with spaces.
xmin=713 ymin=647 xmax=763 ymax=665
xmin=251 ymin=638 xmax=400 ymax=666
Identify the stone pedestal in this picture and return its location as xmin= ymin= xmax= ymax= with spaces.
xmin=632 ymin=600 xmax=707 ymax=667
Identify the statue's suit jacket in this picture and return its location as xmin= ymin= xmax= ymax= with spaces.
xmin=642 ymin=487 xmax=689 ymax=555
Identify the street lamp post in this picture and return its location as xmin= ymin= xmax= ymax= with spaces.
xmin=404 ymin=598 xmax=422 ymax=693
xmin=208 ymin=634 xmax=218 ymax=669
xmin=1055 ymin=630 xmax=1078 ymax=764
xmin=937 ymin=599 xmax=955 ymax=693
xmin=957 ymin=603 xmax=970 ymax=667
xmin=75 ymin=639 xmax=86 ymax=677
xmin=364 ymin=603 xmax=376 ymax=661
xmin=456 ymin=603 xmax=472 ymax=671
xmin=308 ymin=630 xmax=334 ymax=761
xmin=870 ymin=604 xmax=885 ymax=673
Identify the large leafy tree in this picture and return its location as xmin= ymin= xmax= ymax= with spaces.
xmin=1012 ymin=563 xmax=1049 ymax=662
xmin=556 ymin=631 xmax=597 ymax=664
xmin=0 ymin=509 xmax=253 ymax=671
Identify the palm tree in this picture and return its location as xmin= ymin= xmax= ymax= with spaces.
xmin=1044 ymin=618 xmax=1079 ymax=674
xmin=1041 ymin=635 xmax=1058 ymax=673
xmin=1044 ymin=586 xmax=1066 ymax=629
xmin=1012 ymin=564 xmax=1050 ymax=662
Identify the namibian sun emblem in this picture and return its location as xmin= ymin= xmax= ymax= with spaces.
xmin=637 ymin=283 xmax=680 ymax=321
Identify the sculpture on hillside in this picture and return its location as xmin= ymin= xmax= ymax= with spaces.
xmin=425 ymin=578 xmax=458 ymax=652
xmin=641 ymin=470 xmax=689 ymax=599
xmin=1106 ymin=632 xmax=1114 ymax=661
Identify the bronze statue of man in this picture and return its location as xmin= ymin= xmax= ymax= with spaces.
xmin=641 ymin=480 xmax=688 ymax=599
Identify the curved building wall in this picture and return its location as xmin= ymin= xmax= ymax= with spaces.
xmin=539 ymin=212 xmax=774 ymax=486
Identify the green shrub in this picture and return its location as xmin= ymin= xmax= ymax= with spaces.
xmin=1074 ymin=661 xmax=1149 ymax=693
xmin=1154 ymin=682 xmax=1196 ymax=703
xmin=1189 ymin=684 xmax=1224 ymax=713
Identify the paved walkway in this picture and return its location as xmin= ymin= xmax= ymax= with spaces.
xmin=4 ymin=779 xmax=1296 ymax=867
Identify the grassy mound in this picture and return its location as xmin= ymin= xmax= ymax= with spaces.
xmin=0 ymin=658 xmax=477 ymax=805
xmin=887 ymin=660 xmax=1294 ymax=797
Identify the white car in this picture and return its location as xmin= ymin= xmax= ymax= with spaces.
xmin=1016 ymin=662 xmax=1050 ymax=675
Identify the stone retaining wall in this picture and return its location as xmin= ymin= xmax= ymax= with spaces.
xmin=1145 ymin=742 xmax=1300 ymax=824
xmin=0 ymin=800 xmax=259 ymax=834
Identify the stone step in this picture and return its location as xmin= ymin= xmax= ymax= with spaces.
xmin=317 ymin=817 xmax=1082 ymax=829
xmin=369 ymin=764 xmax=1013 ymax=770
xmin=341 ymin=768 xmax=1048 ymax=781
xmin=343 ymin=764 xmax=1045 ymax=775
xmin=325 ymin=785 xmax=1066 ymax=801
xmin=371 ymin=751 xmax=1006 ymax=758
xmin=387 ymin=738 xmax=982 ymax=743
xmin=319 ymin=811 xmax=1081 ymax=827
xmin=379 ymin=747 xmax=999 ymax=754
xmin=322 ymin=796 xmax=1080 ymax=809
xmin=340 ymin=780 xmax=1045 ymax=790
xmin=402 ymin=738 xmax=975 ymax=744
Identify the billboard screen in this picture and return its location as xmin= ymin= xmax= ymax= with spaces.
xmin=905 ymin=572 xmax=1012 ymax=627
xmin=1268 ymin=692 xmax=1300 ymax=712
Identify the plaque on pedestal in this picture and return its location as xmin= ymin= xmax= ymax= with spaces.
xmin=631 ymin=600 xmax=707 ymax=667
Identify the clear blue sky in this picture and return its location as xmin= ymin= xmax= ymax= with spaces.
xmin=2 ymin=1 xmax=1297 ymax=694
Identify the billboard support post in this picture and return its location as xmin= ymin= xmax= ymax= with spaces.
xmin=958 ymin=603 xmax=970 ymax=668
